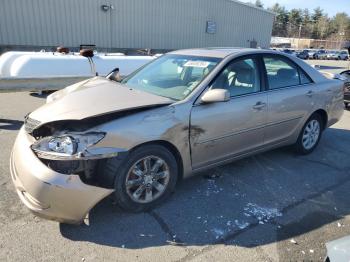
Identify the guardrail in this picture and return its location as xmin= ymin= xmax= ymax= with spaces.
xmin=0 ymin=76 xmax=90 ymax=93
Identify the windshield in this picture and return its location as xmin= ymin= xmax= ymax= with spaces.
xmin=122 ymin=54 xmax=221 ymax=100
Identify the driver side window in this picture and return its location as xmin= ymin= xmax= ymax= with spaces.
xmin=211 ymin=58 xmax=261 ymax=97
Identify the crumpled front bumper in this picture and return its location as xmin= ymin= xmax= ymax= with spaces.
xmin=10 ymin=127 xmax=114 ymax=224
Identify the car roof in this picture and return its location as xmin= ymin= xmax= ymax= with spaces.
xmin=168 ymin=47 xmax=265 ymax=58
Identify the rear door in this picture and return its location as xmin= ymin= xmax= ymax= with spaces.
xmin=190 ymin=56 xmax=267 ymax=169
xmin=262 ymin=54 xmax=315 ymax=146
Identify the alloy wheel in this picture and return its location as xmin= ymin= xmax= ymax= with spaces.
xmin=125 ymin=155 xmax=170 ymax=204
xmin=302 ymin=119 xmax=320 ymax=150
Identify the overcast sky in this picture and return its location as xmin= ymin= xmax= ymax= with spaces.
xmin=256 ymin=0 xmax=350 ymax=16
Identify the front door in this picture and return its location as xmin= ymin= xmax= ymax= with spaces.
xmin=190 ymin=56 xmax=267 ymax=169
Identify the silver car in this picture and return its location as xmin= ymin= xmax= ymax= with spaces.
xmin=10 ymin=48 xmax=344 ymax=224
xmin=327 ymin=50 xmax=349 ymax=60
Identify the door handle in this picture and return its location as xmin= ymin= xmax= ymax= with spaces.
xmin=306 ymin=90 xmax=314 ymax=97
xmin=101 ymin=4 xmax=110 ymax=11
xmin=253 ymin=101 xmax=266 ymax=110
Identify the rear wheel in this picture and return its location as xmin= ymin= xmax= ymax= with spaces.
xmin=294 ymin=114 xmax=323 ymax=155
xmin=103 ymin=144 xmax=178 ymax=212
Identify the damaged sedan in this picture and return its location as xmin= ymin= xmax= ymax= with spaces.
xmin=10 ymin=48 xmax=344 ymax=224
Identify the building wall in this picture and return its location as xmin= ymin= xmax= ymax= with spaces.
xmin=0 ymin=0 xmax=274 ymax=50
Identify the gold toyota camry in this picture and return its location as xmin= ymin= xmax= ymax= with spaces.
xmin=10 ymin=48 xmax=344 ymax=224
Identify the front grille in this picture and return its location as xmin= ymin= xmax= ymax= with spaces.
xmin=24 ymin=116 xmax=41 ymax=134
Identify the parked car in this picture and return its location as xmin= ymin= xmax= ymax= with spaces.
xmin=282 ymin=49 xmax=297 ymax=56
xmin=340 ymin=70 xmax=350 ymax=108
xmin=326 ymin=50 xmax=338 ymax=60
xmin=314 ymin=49 xmax=328 ymax=59
xmin=337 ymin=50 xmax=349 ymax=60
xmin=10 ymin=48 xmax=344 ymax=224
xmin=308 ymin=49 xmax=317 ymax=59
xmin=296 ymin=50 xmax=309 ymax=59
xmin=327 ymin=50 xmax=349 ymax=60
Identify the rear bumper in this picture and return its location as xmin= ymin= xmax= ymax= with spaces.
xmin=10 ymin=127 xmax=114 ymax=224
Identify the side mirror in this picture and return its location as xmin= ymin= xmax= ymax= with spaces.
xmin=201 ymin=89 xmax=230 ymax=103
xmin=107 ymin=67 xmax=122 ymax=82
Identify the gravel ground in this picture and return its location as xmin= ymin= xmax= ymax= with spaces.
xmin=0 ymin=60 xmax=350 ymax=261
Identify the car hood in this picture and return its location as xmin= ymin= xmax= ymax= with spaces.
xmin=29 ymin=77 xmax=174 ymax=124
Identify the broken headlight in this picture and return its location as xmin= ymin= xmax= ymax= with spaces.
xmin=31 ymin=132 xmax=105 ymax=160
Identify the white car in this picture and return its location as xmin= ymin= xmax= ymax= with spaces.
xmin=327 ymin=50 xmax=349 ymax=60
xmin=337 ymin=50 xmax=349 ymax=60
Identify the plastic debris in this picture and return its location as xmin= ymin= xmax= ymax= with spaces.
xmin=290 ymin=238 xmax=298 ymax=244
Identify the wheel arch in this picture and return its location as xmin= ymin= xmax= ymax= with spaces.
xmin=312 ymin=109 xmax=328 ymax=130
xmin=130 ymin=140 xmax=184 ymax=180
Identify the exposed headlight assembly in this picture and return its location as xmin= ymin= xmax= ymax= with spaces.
xmin=31 ymin=132 xmax=105 ymax=160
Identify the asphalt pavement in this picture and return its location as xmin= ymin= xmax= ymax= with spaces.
xmin=1 ymin=60 xmax=350 ymax=261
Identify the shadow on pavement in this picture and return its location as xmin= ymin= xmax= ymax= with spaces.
xmin=60 ymin=128 xmax=350 ymax=249
xmin=29 ymin=92 xmax=52 ymax=98
xmin=0 ymin=119 xmax=23 ymax=130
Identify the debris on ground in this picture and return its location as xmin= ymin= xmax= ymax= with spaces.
xmin=234 ymin=220 xmax=250 ymax=229
xmin=290 ymin=238 xmax=298 ymax=244
xmin=212 ymin=228 xmax=225 ymax=239
xmin=243 ymin=203 xmax=282 ymax=223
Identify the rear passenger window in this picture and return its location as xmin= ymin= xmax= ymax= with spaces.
xmin=264 ymin=57 xmax=299 ymax=89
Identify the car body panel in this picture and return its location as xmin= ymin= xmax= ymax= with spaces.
xmin=326 ymin=235 xmax=350 ymax=262
xmin=30 ymin=77 xmax=174 ymax=124
xmin=264 ymin=84 xmax=315 ymax=146
xmin=190 ymin=92 xmax=267 ymax=169
xmin=10 ymin=48 xmax=345 ymax=223
xmin=10 ymin=127 xmax=114 ymax=223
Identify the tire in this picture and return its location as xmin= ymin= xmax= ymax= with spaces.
xmin=294 ymin=113 xmax=323 ymax=155
xmin=103 ymin=144 xmax=178 ymax=212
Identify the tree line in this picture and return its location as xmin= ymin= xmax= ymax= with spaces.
xmin=253 ymin=0 xmax=350 ymax=41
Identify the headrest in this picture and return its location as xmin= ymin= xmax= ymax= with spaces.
xmin=277 ymin=68 xmax=296 ymax=79
xmin=235 ymin=67 xmax=254 ymax=84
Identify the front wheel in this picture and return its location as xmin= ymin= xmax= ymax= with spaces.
xmin=104 ymin=144 xmax=178 ymax=212
xmin=294 ymin=114 xmax=323 ymax=155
